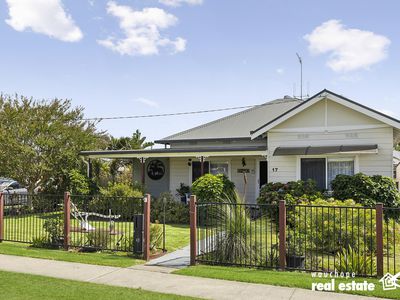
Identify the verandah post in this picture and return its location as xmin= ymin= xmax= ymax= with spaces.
xmin=190 ymin=195 xmax=197 ymax=266
xmin=376 ymin=203 xmax=384 ymax=277
xmin=279 ymin=200 xmax=286 ymax=270
xmin=143 ymin=194 xmax=151 ymax=261
xmin=63 ymin=192 xmax=71 ymax=251
xmin=0 ymin=193 xmax=4 ymax=243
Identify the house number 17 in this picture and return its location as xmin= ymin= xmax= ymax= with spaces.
xmin=272 ymin=168 xmax=278 ymax=172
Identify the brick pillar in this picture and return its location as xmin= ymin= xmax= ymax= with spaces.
xmin=63 ymin=192 xmax=71 ymax=250
xmin=0 ymin=193 xmax=4 ymax=243
xmin=190 ymin=195 xmax=197 ymax=266
xmin=376 ymin=203 xmax=384 ymax=277
xmin=143 ymin=194 xmax=151 ymax=261
xmin=279 ymin=200 xmax=286 ymax=270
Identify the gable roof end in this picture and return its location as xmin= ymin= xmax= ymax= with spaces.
xmin=250 ymin=89 xmax=400 ymax=140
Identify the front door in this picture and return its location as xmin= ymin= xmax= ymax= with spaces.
xmin=259 ymin=161 xmax=268 ymax=188
xmin=301 ymin=158 xmax=326 ymax=190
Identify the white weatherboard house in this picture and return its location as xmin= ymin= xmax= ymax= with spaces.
xmin=81 ymin=89 xmax=400 ymax=203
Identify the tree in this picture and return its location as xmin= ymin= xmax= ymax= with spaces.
xmin=106 ymin=130 xmax=154 ymax=182
xmin=106 ymin=130 xmax=154 ymax=150
xmin=0 ymin=94 xmax=105 ymax=192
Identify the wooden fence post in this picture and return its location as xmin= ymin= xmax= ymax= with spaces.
xmin=190 ymin=195 xmax=197 ymax=266
xmin=279 ymin=200 xmax=286 ymax=271
xmin=0 ymin=193 xmax=4 ymax=243
xmin=143 ymin=194 xmax=151 ymax=261
xmin=63 ymin=192 xmax=71 ymax=251
xmin=376 ymin=203 xmax=384 ymax=277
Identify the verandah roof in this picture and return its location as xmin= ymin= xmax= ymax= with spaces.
xmin=79 ymin=146 xmax=267 ymax=159
xmin=273 ymin=144 xmax=378 ymax=156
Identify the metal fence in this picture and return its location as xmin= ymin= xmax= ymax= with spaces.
xmin=194 ymin=200 xmax=400 ymax=277
xmin=286 ymin=204 xmax=377 ymax=276
xmin=0 ymin=193 xmax=145 ymax=254
xmin=69 ymin=194 xmax=144 ymax=252
xmin=196 ymin=202 xmax=279 ymax=268
xmin=383 ymin=207 xmax=400 ymax=275
xmin=2 ymin=194 xmax=63 ymax=246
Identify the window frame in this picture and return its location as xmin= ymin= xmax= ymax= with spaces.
xmin=296 ymin=155 xmax=358 ymax=190
xmin=189 ymin=159 xmax=231 ymax=183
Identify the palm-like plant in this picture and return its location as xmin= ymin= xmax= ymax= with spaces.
xmin=106 ymin=130 xmax=154 ymax=181
xmin=210 ymin=192 xmax=253 ymax=264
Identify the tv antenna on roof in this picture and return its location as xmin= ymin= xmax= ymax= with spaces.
xmin=296 ymin=53 xmax=303 ymax=100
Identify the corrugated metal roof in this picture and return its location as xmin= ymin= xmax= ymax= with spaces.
xmin=157 ymin=97 xmax=302 ymax=143
xmin=79 ymin=146 xmax=267 ymax=159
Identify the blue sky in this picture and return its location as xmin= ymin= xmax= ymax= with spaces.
xmin=1 ymin=0 xmax=399 ymax=143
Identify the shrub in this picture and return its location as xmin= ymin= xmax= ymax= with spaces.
xmin=150 ymin=221 xmax=163 ymax=251
xmin=100 ymin=182 xmax=143 ymax=198
xmin=32 ymin=236 xmax=51 ymax=248
xmin=85 ymin=182 xmax=143 ymax=218
xmin=335 ymin=246 xmax=376 ymax=275
xmin=43 ymin=217 xmax=64 ymax=246
xmin=151 ymin=192 xmax=189 ymax=224
xmin=176 ymin=183 xmax=191 ymax=198
xmin=86 ymin=230 xmax=110 ymax=250
xmin=331 ymin=173 xmax=400 ymax=208
xmin=286 ymin=231 xmax=306 ymax=256
xmin=68 ymin=169 xmax=90 ymax=195
xmin=191 ymin=174 xmax=235 ymax=202
xmin=31 ymin=195 xmax=62 ymax=213
xmin=289 ymin=199 xmax=376 ymax=254
xmin=211 ymin=192 xmax=253 ymax=263
xmin=257 ymin=179 xmax=321 ymax=206
xmin=219 ymin=174 xmax=236 ymax=200
xmin=192 ymin=174 xmax=224 ymax=202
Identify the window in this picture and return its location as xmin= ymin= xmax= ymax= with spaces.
xmin=191 ymin=161 xmax=209 ymax=183
xmin=300 ymin=157 xmax=355 ymax=190
xmin=301 ymin=158 xmax=326 ymax=190
xmin=210 ymin=162 xmax=229 ymax=177
xmin=9 ymin=182 xmax=20 ymax=189
xmin=327 ymin=158 xmax=354 ymax=189
xmin=191 ymin=161 xmax=229 ymax=183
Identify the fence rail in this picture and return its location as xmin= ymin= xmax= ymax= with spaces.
xmin=69 ymin=194 xmax=144 ymax=252
xmin=192 ymin=198 xmax=400 ymax=277
xmin=383 ymin=207 xmax=400 ymax=275
xmin=0 ymin=193 xmax=150 ymax=259
xmin=196 ymin=201 xmax=279 ymax=269
xmin=2 ymin=194 xmax=63 ymax=246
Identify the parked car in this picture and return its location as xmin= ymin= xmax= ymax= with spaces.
xmin=0 ymin=178 xmax=28 ymax=206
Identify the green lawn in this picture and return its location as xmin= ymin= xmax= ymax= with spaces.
xmin=0 ymin=241 xmax=144 ymax=267
xmin=4 ymin=212 xmax=190 ymax=253
xmin=164 ymin=224 xmax=190 ymax=252
xmin=174 ymin=265 xmax=400 ymax=299
xmin=0 ymin=270 xmax=198 ymax=300
xmin=0 ymin=220 xmax=189 ymax=267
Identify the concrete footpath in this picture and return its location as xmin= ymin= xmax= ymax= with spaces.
xmin=0 ymin=254 xmax=385 ymax=300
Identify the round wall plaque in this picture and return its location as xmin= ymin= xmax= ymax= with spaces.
xmin=147 ymin=159 xmax=165 ymax=180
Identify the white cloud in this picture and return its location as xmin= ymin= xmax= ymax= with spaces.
xmin=276 ymin=68 xmax=284 ymax=75
xmin=5 ymin=0 xmax=83 ymax=42
xmin=304 ymin=20 xmax=390 ymax=72
xmin=159 ymin=0 xmax=203 ymax=7
xmin=134 ymin=97 xmax=160 ymax=108
xmin=98 ymin=1 xmax=186 ymax=56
